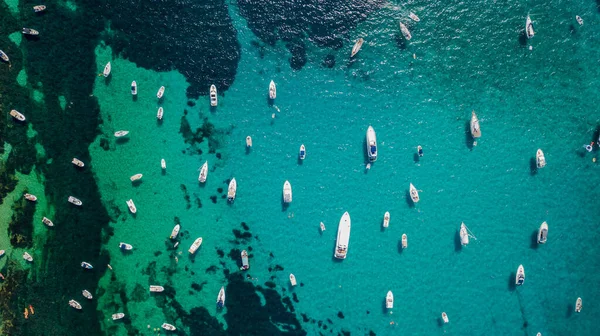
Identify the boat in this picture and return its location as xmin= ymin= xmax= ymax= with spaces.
xmin=409 ymin=183 xmax=420 ymax=203
xmin=536 ymin=149 xmax=546 ymax=168
xmin=23 ymin=252 xmax=33 ymax=262
xmin=0 ymin=250 xmax=4 ymax=257
xmin=150 ymin=285 xmax=164 ymax=292
xmin=114 ymin=130 xmax=129 ymax=138
xmin=320 ymin=222 xmax=326 ymax=231
xmin=442 ymin=312 xmax=449 ymax=323
xmin=537 ymin=221 xmax=548 ymax=244
xmin=24 ymin=193 xmax=37 ymax=202
xmin=283 ymin=180 xmax=292 ymax=203
xmin=10 ymin=110 xmax=26 ymax=121
xmin=0 ymin=50 xmax=9 ymax=62
xmin=399 ymin=22 xmax=412 ymax=40
xmin=401 ymin=234 xmax=408 ymax=249
xmin=470 ymin=111 xmax=481 ymax=142
xmin=103 ymin=62 xmax=111 ymax=77
xmin=350 ymin=38 xmax=364 ymax=57
xmin=409 ymin=12 xmax=420 ymax=22
xmin=188 ymin=237 xmax=203 ymax=254
xmin=69 ymin=300 xmax=82 ymax=310
xmin=72 ymin=158 xmax=84 ymax=167
xmin=386 ymin=291 xmax=394 ymax=309
xmin=460 ymin=222 xmax=469 ymax=245
xmin=269 ymin=80 xmax=276 ymax=100
xmin=525 ymin=16 xmax=535 ymax=39
xmin=366 ymin=126 xmax=377 ymax=162
xmin=515 ymin=264 xmax=525 ymax=285
xmin=576 ymin=15 xmax=583 ymax=26
xmin=130 ymin=174 xmax=143 ymax=182
xmin=82 ymin=290 xmax=93 ymax=300
xmin=161 ymin=323 xmax=176 ymax=331
xmin=161 ymin=159 xmax=166 ymax=169
xmin=33 ymin=5 xmax=46 ymax=12
xmin=417 ymin=145 xmax=423 ymax=157
xmin=126 ymin=199 xmax=137 ymax=214
xmin=22 ymin=28 xmax=39 ymax=36
xmin=299 ymin=144 xmax=306 ymax=160
xmin=112 ymin=313 xmax=125 ymax=320
xmin=157 ymin=86 xmax=165 ymax=99
xmin=289 ymin=274 xmax=297 ymax=286
xmin=575 ymin=297 xmax=582 ymax=312
xmin=216 ymin=286 xmax=225 ymax=308
xmin=227 ymin=178 xmax=237 ymax=202
xmin=537 ymin=333 xmax=542 ymax=336
xmin=210 ymin=85 xmax=218 ymax=106
xmin=334 ymin=212 xmax=351 ymax=259
xmin=68 ymin=196 xmax=82 ymax=206
xmin=246 ymin=136 xmax=252 ymax=148
xmin=198 ymin=161 xmax=208 ymax=183
xmin=157 ymin=107 xmax=164 ymax=120
xmin=81 ymin=262 xmax=93 ymax=269
xmin=170 ymin=224 xmax=180 ymax=239
xmin=366 ymin=163 xmax=371 ymax=170
xmin=382 ymin=211 xmax=390 ymax=228
xmin=131 ymin=81 xmax=137 ymax=95
xmin=240 ymin=250 xmax=249 ymax=270
xmin=42 ymin=217 xmax=54 ymax=227
xmin=119 ymin=242 xmax=133 ymax=250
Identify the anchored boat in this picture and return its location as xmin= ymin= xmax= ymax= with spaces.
xmin=227 ymin=178 xmax=237 ymax=202
xmin=401 ymin=234 xmax=408 ymax=249
xmin=283 ymin=180 xmax=292 ymax=203
xmin=131 ymin=81 xmax=137 ymax=95
xmin=399 ymin=22 xmax=412 ymax=40
xmin=460 ymin=222 xmax=469 ymax=245
xmin=130 ymin=174 xmax=143 ymax=182
xmin=198 ymin=161 xmax=208 ymax=183
xmin=82 ymin=290 xmax=93 ymax=299
xmin=366 ymin=126 xmax=377 ymax=162
xmin=69 ymin=300 xmax=82 ymax=310
xmin=289 ymin=274 xmax=297 ymax=286
xmin=170 ymin=224 xmax=180 ymax=239
xmin=162 ymin=323 xmax=176 ymax=331
xmin=22 ymin=28 xmax=39 ymax=36
xmin=334 ymin=212 xmax=351 ymax=259
xmin=42 ymin=217 xmax=54 ymax=227
xmin=10 ymin=110 xmax=25 ymax=121
xmin=150 ymin=285 xmax=164 ymax=292
xmin=386 ymin=291 xmax=394 ymax=309
xmin=103 ymin=62 xmax=111 ymax=77
xmin=217 ymin=286 xmax=225 ymax=308
xmin=72 ymin=158 xmax=84 ymax=167
xmin=409 ymin=183 xmax=420 ymax=203
xmin=119 ymin=242 xmax=133 ymax=250
xmin=350 ymin=38 xmax=364 ymax=57
xmin=537 ymin=221 xmax=548 ymax=244
xmin=536 ymin=149 xmax=546 ymax=168
xmin=442 ymin=312 xmax=449 ymax=323
xmin=210 ymin=85 xmax=218 ymax=106
xmin=157 ymin=107 xmax=163 ymax=120
xmin=299 ymin=144 xmax=306 ymax=160
xmin=114 ymin=130 xmax=129 ymax=138
xmin=126 ymin=199 xmax=137 ymax=214
xmin=112 ymin=313 xmax=125 ymax=320
xmin=382 ymin=211 xmax=390 ymax=228
xmin=515 ymin=265 xmax=525 ymax=285
xmin=575 ymin=297 xmax=582 ymax=312
xmin=240 ymin=250 xmax=249 ymax=270
xmin=269 ymin=80 xmax=276 ymax=100
xmin=470 ymin=111 xmax=481 ymax=144
xmin=68 ymin=196 xmax=82 ymax=206
xmin=189 ymin=237 xmax=203 ymax=254
xmin=157 ymin=86 xmax=165 ymax=99
xmin=525 ymin=16 xmax=535 ymax=39
xmin=81 ymin=262 xmax=93 ymax=269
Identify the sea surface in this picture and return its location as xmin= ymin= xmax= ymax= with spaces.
xmin=0 ymin=0 xmax=599 ymax=335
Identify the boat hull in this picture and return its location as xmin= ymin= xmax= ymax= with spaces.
xmin=334 ymin=212 xmax=351 ymax=259
xmin=537 ymin=222 xmax=548 ymax=244
xmin=366 ymin=126 xmax=377 ymax=162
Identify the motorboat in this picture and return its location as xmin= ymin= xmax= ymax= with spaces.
xmin=114 ymin=130 xmax=129 ymax=137
xmin=130 ymin=174 xmax=143 ymax=182
xmin=24 ymin=193 xmax=37 ymax=202
xmin=69 ymin=300 xmax=82 ymax=310
xmin=470 ymin=111 xmax=481 ymax=141
xmin=401 ymin=234 xmax=408 ymax=249
xmin=525 ymin=16 xmax=535 ymax=39
xmin=575 ymin=297 xmax=582 ymax=312
xmin=23 ymin=252 xmax=33 ymax=262
xmin=72 ymin=158 xmax=84 ymax=167
xmin=460 ymin=222 xmax=469 ymax=245
xmin=409 ymin=12 xmax=420 ymax=22
xmin=10 ymin=110 xmax=25 ymax=121
xmin=82 ymin=290 xmax=93 ymax=300
xmin=240 ymin=250 xmax=249 ymax=270
xmin=150 ymin=285 xmax=165 ymax=292
xmin=409 ymin=183 xmax=420 ymax=203
xmin=157 ymin=86 xmax=165 ymax=99
xmin=112 ymin=313 xmax=125 ymax=320
xmin=42 ymin=217 xmax=54 ymax=227
xmin=170 ymin=224 xmax=180 ymax=239
xmin=399 ymin=22 xmax=412 ymax=40
xmin=386 ymin=291 xmax=394 ymax=309
xmin=210 ymin=85 xmax=218 ymax=106
xmin=126 ymin=199 xmax=137 ymax=214
xmin=320 ymin=222 xmax=326 ymax=231
xmin=350 ymin=38 xmax=364 ymax=57
xmin=366 ymin=126 xmax=377 ymax=162
xmin=216 ymin=286 xmax=225 ymax=308
xmin=119 ymin=242 xmax=133 ymax=250
xmin=289 ymin=274 xmax=297 ymax=286
xmin=576 ymin=16 xmax=583 ymax=26
xmin=68 ymin=196 xmax=82 ymax=206
xmin=537 ymin=221 xmax=548 ymax=244
xmin=22 ymin=28 xmax=39 ymax=36
xmin=299 ymin=144 xmax=306 ymax=160
xmin=198 ymin=161 xmax=208 ymax=183
xmin=382 ymin=211 xmax=390 ymax=228
xmin=246 ymin=136 xmax=252 ymax=148
xmin=442 ymin=312 xmax=449 ymax=323
xmin=0 ymin=50 xmax=8 ymax=62
xmin=131 ymin=81 xmax=137 ymax=95
xmin=188 ymin=237 xmax=203 ymax=254
xmin=161 ymin=159 xmax=166 ymax=169
xmin=161 ymin=323 xmax=176 ymax=331
xmin=0 ymin=250 xmax=4 ymax=257
xmin=515 ymin=264 xmax=525 ymax=285
xmin=157 ymin=107 xmax=163 ymax=120
xmin=269 ymin=80 xmax=276 ymax=100
xmin=417 ymin=145 xmax=423 ymax=157
xmin=103 ymin=62 xmax=111 ymax=77
xmin=334 ymin=212 xmax=351 ymax=259
xmin=283 ymin=180 xmax=292 ymax=203
xmin=536 ymin=149 xmax=546 ymax=168
xmin=81 ymin=262 xmax=93 ymax=269
xmin=227 ymin=178 xmax=237 ymax=202
xmin=33 ymin=5 xmax=46 ymax=12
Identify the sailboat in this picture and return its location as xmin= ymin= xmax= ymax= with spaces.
xmin=198 ymin=161 xmax=208 ymax=183
xmin=470 ymin=111 xmax=481 ymax=144
xmin=216 ymin=286 xmax=226 ymax=308
xmin=350 ymin=38 xmax=364 ymax=57
xmin=460 ymin=222 xmax=469 ymax=245
xmin=103 ymin=62 xmax=111 ymax=77
xmin=409 ymin=183 xmax=419 ymax=203
xmin=525 ymin=16 xmax=535 ymax=39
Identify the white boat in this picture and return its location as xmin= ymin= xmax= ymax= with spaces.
xmin=198 ymin=161 xmax=208 ymax=183
xmin=157 ymin=86 xmax=165 ymax=99
xmin=157 ymin=107 xmax=163 ymax=120
xmin=289 ymin=274 xmax=297 ymax=286
xmin=103 ymin=62 xmax=111 ymax=77
xmin=119 ymin=242 xmax=133 ymax=250
xmin=150 ymin=285 xmax=165 ymax=292
xmin=161 ymin=159 xmax=166 ymax=169
xmin=72 ymin=158 xmax=84 ymax=167
xmin=170 ymin=224 xmax=180 ymax=239
xmin=131 ymin=81 xmax=137 ymax=95
xmin=382 ymin=211 xmax=390 ymax=228
xmin=417 ymin=145 xmax=423 ymax=157
xmin=217 ymin=286 xmax=225 ymax=308
xmin=0 ymin=250 xmax=4 ymax=257
xmin=537 ymin=333 xmax=542 ymax=336
xmin=283 ymin=180 xmax=292 ymax=203
xmin=42 ymin=217 xmax=54 ymax=227
xmin=210 ymin=85 xmax=218 ymax=106
xmin=409 ymin=183 xmax=420 ymax=203
xmin=401 ymin=234 xmax=408 ymax=249
xmin=0 ymin=50 xmax=9 ymax=62
xmin=24 ymin=193 xmax=37 ymax=202
xmin=537 ymin=221 xmax=548 ymax=244
xmin=350 ymin=38 xmax=364 ymax=57
xmin=82 ymin=290 xmax=93 ymax=300
xmin=269 ymin=80 xmax=276 ymax=100
xmin=161 ymin=323 xmax=176 ymax=331
xmin=68 ymin=196 xmax=82 ymax=206
xmin=299 ymin=144 xmax=306 ymax=160
xmin=9 ymin=110 xmax=25 ymax=121
xmin=33 ymin=5 xmax=46 ymax=13
xmin=227 ymin=178 xmax=237 ymax=202
xmin=460 ymin=222 xmax=469 ymax=245
xmin=23 ymin=252 xmax=33 ymax=262
xmin=320 ymin=222 xmax=326 ymax=231
xmin=399 ymin=22 xmax=412 ymax=40
xmin=188 ymin=237 xmax=203 ymax=254
xmin=575 ymin=297 xmax=582 ymax=312
xmin=470 ymin=111 xmax=481 ymax=142
xmin=22 ymin=28 xmax=40 ymax=36
xmin=526 ymin=16 xmax=535 ymax=39
xmin=366 ymin=126 xmax=377 ymax=162
xmin=576 ymin=16 xmax=583 ymax=26
xmin=112 ymin=313 xmax=125 ymax=320
xmin=240 ymin=250 xmax=249 ymax=270
xmin=69 ymin=300 xmax=82 ymax=310
xmin=126 ymin=199 xmax=136 ymax=214
xmin=516 ymin=264 xmax=525 ymax=285
xmin=114 ymin=130 xmax=129 ymax=138
xmin=334 ymin=212 xmax=351 ymax=259
xmin=386 ymin=291 xmax=394 ymax=309
xmin=536 ymin=149 xmax=546 ymax=168
xmin=246 ymin=136 xmax=252 ymax=148
xmin=409 ymin=12 xmax=420 ymax=22
xmin=442 ymin=312 xmax=449 ymax=323
xmin=81 ymin=262 xmax=93 ymax=269
xmin=130 ymin=174 xmax=143 ymax=182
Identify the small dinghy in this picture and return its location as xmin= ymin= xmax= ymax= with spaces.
xmin=114 ymin=130 xmax=129 ymax=138
xmin=42 ymin=217 xmax=54 ymax=227
xmin=82 ymin=290 xmax=93 ymax=300
xmin=126 ymin=199 xmax=137 ymax=214
xmin=217 ymin=286 xmax=226 ymax=308
xmin=210 ymin=85 xmax=218 ymax=106
xmin=246 ymin=136 xmax=252 ymax=148
xmin=68 ymin=196 xmax=82 ymax=206
xmin=417 ymin=145 xmax=423 ymax=157
xmin=150 ymin=285 xmax=164 ymax=292
xmin=283 ymin=180 xmax=292 ymax=203
xmin=409 ymin=12 xmax=420 ymax=22
xmin=460 ymin=222 xmax=469 ymax=245
xmin=112 ymin=313 xmax=125 ymax=320
xmin=198 ymin=161 xmax=208 ymax=183
xmin=350 ymin=38 xmax=364 ymax=57
xmin=399 ymin=22 xmax=412 ymax=40
xmin=536 ymin=149 xmax=546 ymax=168
xmin=575 ymin=297 xmax=582 ymax=312
xmin=240 ymin=250 xmax=249 ymax=270
xmin=515 ymin=264 xmax=525 ymax=285
xmin=24 ymin=193 xmax=37 ymax=202
xmin=409 ymin=183 xmax=420 ymax=203
xmin=130 ymin=174 xmax=142 ymax=182
xmin=161 ymin=159 xmax=166 ymax=170
xmin=386 ymin=291 xmax=394 ymax=309
xmin=81 ymin=262 xmax=93 ymax=269
xmin=22 ymin=28 xmax=39 ymax=36
xmin=130 ymin=81 xmax=137 ymax=95
xmin=33 ymin=5 xmax=46 ymax=12
xmin=401 ymin=234 xmax=408 ymax=249
xmin=69 ymin=300 xmax=82 ymax=310
xmin=537 ymin=221 xmax=548 ymax=244
xmin=103 ymin=62 xmax=111 ymax=77
xmin=269 ymin=80 xmax=276 ymax=100
xmin=289 ymin=274 xmax=297 ymax=286
xmin=10 ymin=110 xmax=26 ymax=121
xmin=320 ymin=222 xmax=326 ymax=231
xmin=576 ymin=15 xmax=583 ymax=26
xmin=525 ymin=16 xmax=535 ymax=39
xmin=161 ymin=323 xmax=176 ymax=331
xmin=442 ymin=312 xmax=449 ymax=323
xmin=470 ymin=111 xmax=481 ymax=144
xmin=227 ymin=178 xmax=237 ymax=202
xmin=157 ymin=107 xmax=163 ymax=120
xmin=157 ymin=86 xmax=165 ymax=99
xmin=170 ymin=224 xmax=180 ymax=239
xmin=119 ymin=242 xmax=133 ymax=250
xmin=299 ymin=144 xmax=306 ymax=160
xmin=23 ymin=252 xmax=33 ymax=262
xmin=382 ymin=211 xmax=390 ymax=228
xmin=188 ymin=237 xmax=203 ymax=254
xmin=72 ymin=158 xmax=84 ymax=167
xmin=0 ymin=50 xmax=9 ymax=62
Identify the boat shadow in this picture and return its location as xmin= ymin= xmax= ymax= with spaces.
xmin=281 ymin=200 xmax=289 ymax=212
xmin=454 ymin=230 xmax=462 ymax=252
xmin=131 ymin=180 xmax=142 ymax=187
xmin=413 ymin=152 xmax=420 ymax=163
xmin=592 ymin=125 xmax=600 ymax=144
xmin=297 ymin=158 xmax=303 ymax=165
xmin=23 ymin=34 xmax=40 ymax=42
xmin=104 ymin=76 xmax=112 ymax=86
xmin=394 ymin=35 xmax=407 ymax=50
xmin=518 ymin=31 xmax=528 ymax=47
xmin=530 ymin=230 xmax=539 ymax=249
xmin=397 ymin=240 xmax=404 ymax=254
xmin=508 ymin=273 xmax=516 ymax=291
xmin=132 ymin=95 xmax=138 ymax=102
xmin=464 ymin=122 xmax=474 ymax=150
xmin=210 ymin=105 xmax=217 ymax=114
xmin=156 ymin=118 xmax=163 ymax=127
xmin=566 ymin=304 xmax=574 ymax=318
xmin=267 ymin=95 xmax=274 ymax=107
xmin=245 ymin=146 xmax=251 ymax=155
xmin=381 ymin=300 xmax=389 ymax=315
xmin=404 ymin=190 xmax=415 ymax=208
xmin=115 ymin=137 xmax=130 ymax=145
xmin=436 ymin=317 xmax=445 ymax=327
xmin=529 ymin=158 xmax=538 ymax=176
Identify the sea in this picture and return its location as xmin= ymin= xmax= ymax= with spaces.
xmin=0 ymin=0 xmax=599 ymax=335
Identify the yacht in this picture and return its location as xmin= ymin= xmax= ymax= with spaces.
xmin=170 ymin=224 xmax=180 ymax=239
xmin=217 ymin=286 xmax=225 ymax=308
xmin=537 ymin=221 xmax=548 ymax=244
xmin=460 ymin=222 xmax=469 ymax=245
xmin=0 ymin=50 xmax=8 ymax=62
xmin=10 ymin=110 xmax=26 ymax=121
xmin=210 ymin=85 xmax=218 ymax=106
xmin=401 ymin=234 xmax=408 ymax=249
xmin=72 ymin=158 xmax=84 ymax=167
xmin=24 ymin=193 xmax=37 ymax=202
xmin=246 ymin=136 xmax=252 ymax=148
xmin=240 ymin=250 xmax=249 ymax=270
xmin=150 ymin=285 xmax=164 ymax=292
xmin=470 ymin=111 xmax=481 ymax=140
xmin=350 ymin=38 xmax=364 ymax=57
xmin=366 ymin=126 xmax=377 ymax=162
xmin=69 ymin=300 xmax=82 ymax=310
xmin=42 ymin=217 xmax=54 ymax=227
xmin=114 ymin=130 xmax=129 ymax=137
xmin=515 ymin=265 xmax=525 ymax=285
xmin=536 ymin=149 xmax=546 ymax=168
xmin=227 ymin=178 xmax=237 ymax=202
xmin=399 ymin=22 xmax=412 ymax=40
xmin=68 ymin=196 xmax=82 ymax=206
xmin=188 ymin=237 xmax=203 ymax=254
xmin=22 ymin=28 xmax=39 ymax=36
xmin=112 ymin=313 xmax=125 ymax=320
xmin=81 ymin=262 xmax=93 ymax=269
xmin=157 ymin=107 xmax=163 ymax=120
xmin=23 ymin=252 xmax=33 ymax=262
xmin=320 ymin=222 xmax=326 ymax=231
xmin=417 ymin=145 xmax=423 ymax=157
xmin=575 ymin=297 xmax=582 ymax=312
xmin=409 ymin=12 xmax=420 ymax=22
xmin=33 ymin=5 xmax=46 ymax=12
xmin=334 ymin=212 xmax=351 ymax=259
xmin=386 ymin=291 xmax=394 ymax=309
xmin=382 ymin=211 xmax=390 ymax=228
xmin=119 ymin=242 xmax=133 ymax=250
xmin=576 ymin=16 xmax=583 ymax=26
xmin=161 ymin=159 xmax=166 ymax=169
xmin=269 ymin=80 xmax=276 ymax=100
xmin=289 ymin=274 xmax=297 ymax=286
xmin=198 ymin=161 xmax=208 ymax=183
xmin=299 ymin=144 xmax=306 ymax=160
xmin=131 ymin=81 xmax=137 ymax=95
xmin=130 ymin=174 xmax=143 ymax=182
xmin=161 ymin=323 xmax=176 ymax=331
xmin=442 ymin=312 xmax=449 ymax=323
xmin=82 ymin=290 xmax=93 ymax=300
xmin=525 ymin=16 xmax=535 ymax=39
xmin=157 ymin=86 xmax=165 ymax=99
xmin=409 ymin=183 xmax=420 ymax=203
xmin=283 ymin=180 xmax=292 ymax=203
xmin=126 ymin=199 xmax=137 ymax=214
xmin=103 ymin=62 xmax=111 ymax=77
